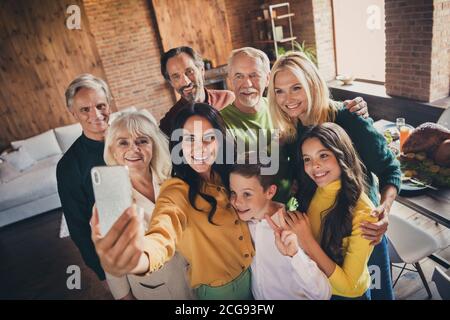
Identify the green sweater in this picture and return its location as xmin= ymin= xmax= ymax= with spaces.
xmin=295 ymin=107 xmax=402 ymax=206
xmin=220 ymin=97 xmax=273 ymax=148
xmin=56 ymin=133 xmax=106 ymax=280
xmin=220 ymin=98 xmax=293 ymax=203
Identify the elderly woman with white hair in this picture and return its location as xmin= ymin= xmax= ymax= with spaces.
xmin=101 ymin=110 xmax=194 ymax=300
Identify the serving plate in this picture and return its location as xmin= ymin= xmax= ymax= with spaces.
xmin=399 ymin=179 xmax=429 ymax=196
xmin=380 ymin=122 xmax=415 ymax=141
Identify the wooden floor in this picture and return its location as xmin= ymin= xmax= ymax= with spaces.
xmin=0 ymin=204 xmax=448 ymax=300
xmin=0 ymin=209 xmax=112 ymax=300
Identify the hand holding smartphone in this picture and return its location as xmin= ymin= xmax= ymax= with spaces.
xmin=91 ymin=166 xmax=133 ymax=236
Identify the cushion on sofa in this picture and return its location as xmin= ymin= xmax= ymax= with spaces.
xmin=54 ymin=123 xmax=82 ymax=153
xmin=0 ymin=156 xmax=60 ymax=211
xmin=11 ymin=130 xmax=62 ymax=161
xmin=0 ymin=147 xmax=36 ymax=172
xmin=0 ymin=161 xmax=21 ymax=183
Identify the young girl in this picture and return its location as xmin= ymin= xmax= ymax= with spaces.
xmin=280 ymin=122 xmax=377 ymax=299
xmin=91 ymin=103 xmax=255 ymax=300
xmin=229 ymin=153 xmax=331 ymax=300
xmin=268 ymin=52 xmax=401 ymax=300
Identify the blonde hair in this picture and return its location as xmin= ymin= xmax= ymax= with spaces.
xmin=104 ymin=110 xmax=172 ymax=185
xmin=228 ymin=47 xmax=271 ymax=76
xmin=268 ymin=51 xmax=338 ymax=142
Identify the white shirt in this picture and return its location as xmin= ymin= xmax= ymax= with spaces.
xmin=249 ymin=218 xmax=332 ymax=300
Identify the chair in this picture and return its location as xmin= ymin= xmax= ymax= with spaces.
xmin=387 ymin=214 xmax=440 ymax=299
xmin=437 ymin=107 xmax=450 ymax=129
xmin=432 ymin=267 xmax=450 ymax=299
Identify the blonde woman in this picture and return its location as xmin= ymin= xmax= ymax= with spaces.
xmin=267 ymin=51 xmax=401 ymax=300
xmin=102 ymin=110 xmax=194 ymax=300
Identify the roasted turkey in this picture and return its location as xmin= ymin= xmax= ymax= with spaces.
xmin=402 ymin=122 xmax=450 ymax=166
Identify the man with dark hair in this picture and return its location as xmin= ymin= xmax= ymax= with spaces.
xmin=159 ymin=46 xmax=235 ymax=136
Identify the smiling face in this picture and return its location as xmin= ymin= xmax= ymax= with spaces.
xmin=274 ymin=68 xmax=308 ymax=121
xmin=229 ymin=173 xmax=276 ymax=221
xmin=302 ymin=137 xmax=341 ymax=187
xmin=166 ymin=52 xmax=205 ymax=102
xmin=181 ymin=115 xmax=219 ymax=179
xmin=112 ymin=130 xmax=153 ymax=174
xmin=71 ymin=87 xmax=110 ymax=141
xmin=229 ymin=54 xmax=269 ymax=113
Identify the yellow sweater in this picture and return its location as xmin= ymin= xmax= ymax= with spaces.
xmin=142 ymin=175 xmax=255 ymax=288
xmin=308 ymin=180 xmax=377 ymax=298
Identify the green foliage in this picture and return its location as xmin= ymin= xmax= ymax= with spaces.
xmin=277 ymin=41 xmax=318 ymax=66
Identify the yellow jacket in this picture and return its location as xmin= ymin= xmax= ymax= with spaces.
xmin=308 ymin=180 xmax=377 ymax=298
xmin=142 ymin=175 xmax=255 ymax=288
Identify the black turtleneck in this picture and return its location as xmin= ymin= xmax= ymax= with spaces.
xmin=56 ymin=133 xmax=106 ymax=280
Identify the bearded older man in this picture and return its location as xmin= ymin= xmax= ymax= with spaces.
xmin=159 ymin=46 xmax=235 ymax=136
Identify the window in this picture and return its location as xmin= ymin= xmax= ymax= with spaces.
xmin=332 ymin=0 xmax=385 ymax=83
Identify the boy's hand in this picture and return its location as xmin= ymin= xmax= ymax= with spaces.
xmin=266 ymin=214 xmax=298 ymax=257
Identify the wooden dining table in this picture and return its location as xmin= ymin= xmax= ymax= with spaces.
xmin=374 ymin=119 xmax=450 ymax=268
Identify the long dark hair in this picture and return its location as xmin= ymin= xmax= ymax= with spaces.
xmin=296 ymin=122 xmax=368 ymax=266
xmin=169 ymin=103 xmax=234 ymax=224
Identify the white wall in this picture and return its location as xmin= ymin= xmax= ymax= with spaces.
xmin=333 ymin=0 xmax=386 ymax=82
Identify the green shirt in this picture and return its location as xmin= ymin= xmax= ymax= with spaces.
xmin=220 ymin=98 xmax=292 ymax=203
xmin=220 ymin=97 xmax=273 ymax=149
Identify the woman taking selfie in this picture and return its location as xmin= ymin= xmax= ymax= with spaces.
xmin=91 ymin=104 xmax=254 ymax=300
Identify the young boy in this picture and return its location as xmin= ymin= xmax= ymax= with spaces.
xmin=229 ymin=153 xmax=331 ymax=300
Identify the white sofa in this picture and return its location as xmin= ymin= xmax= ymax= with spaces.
xmin=0 ymin=123 xmax=82 ymax=227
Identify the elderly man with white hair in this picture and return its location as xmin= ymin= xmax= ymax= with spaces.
xmin=220 ymin=47 xmax=368 ymax=203
xmin=56 ymin=74 xmax=113 ymax=282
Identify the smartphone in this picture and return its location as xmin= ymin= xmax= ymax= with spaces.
xmin=91 ymin=166 xmax=133 ymax=236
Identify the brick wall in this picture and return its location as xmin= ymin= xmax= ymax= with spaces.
xmin=385 ymin=0 xmax=450 ymax=102
xmin=385 ymin=0 xmax=434 ymax=101
xmin=226 ymin=0 xmax=335 ymax=80
xmin=263 ymin=0 xmax=316 ymax=51
xmin=430 ymin=0 xmax=450 ymax=101
xmin=291 ymin=0 xmax=316 ymax=51
xmin=225 ymin=0 xmax=263 ymax=49
xmin=312 ymin=0 xmax=336 ymax=81
xmin=83 ymin=0 xmax=175 ymax=121
xmin=265 ymin=0 xmax=334 ymax=79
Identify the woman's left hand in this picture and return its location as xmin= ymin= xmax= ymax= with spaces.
xmin=344 ymin=97 xmax=369 ymax=118
xmin=361 ymin=204 xmax=389 ymax=245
